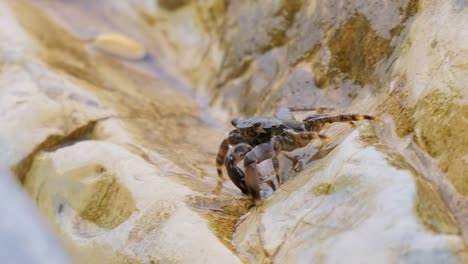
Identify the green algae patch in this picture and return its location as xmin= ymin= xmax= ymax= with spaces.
xmin=415 ymin=178 xmax=460 ymax=235
xmin=389 ymin=0 xmax=420 ymax=37
xmin=185 ymin=195 xmax=250 ymax=260
xmin=312 ymin=62 xmax=337 ymax=89
xmin=159 ymin=0 xmax=192 ymax=11
xmin=412 ymin=90 xmax=468 ymax=196
xmin=193 ymin=0 xmax=227 ymax=34
xmin=328 ymin=13 xmax=393 ymax=87
xmin=266 ymin=0 xmax=303 ymax=49
xmin=402 ymin=0 xmax=419 ymax=22
xmin=25 ymin=157 xmax=136 ymax=230
xmin=218 ymin=0 xmax=302 ymax=87
xmin=78 ymin=171 xmax=136 ymax=229
xmin=289 ymin=43 xmax=321 ymax=67
xmin=312 ymin=183 xmax=336 ymax=196
xmin=217 ymin=58 xmax=253 ymax=88
xmin=13 ymin=119 xmax=103 ymax=183
xmin=377 ymin=76 xmax=415 ymax=137
xmin=377 ymin=146 xmax=460 ymax=235
xmin=312 ymin=176 xmax=357 ymax=197
xmin=128 ymin=202 xmax=176 ymax=243
xmin=389 ymin=24 xmax=405 ymax=37
xmin=10 ymin=1 xmax=105 ymax=88
xmin=358 ymin=124 xmax=380 ymax=146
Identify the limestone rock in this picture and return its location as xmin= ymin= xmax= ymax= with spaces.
xmin=206 ymin=0 xmax=468 ymax=262
xmin=0 ymin=1 xmax=246 ymax=263
xmin=24 ymin=140 xmax=241 ymax=264
xmin=234 ymin=125 xmax=467 ymax=263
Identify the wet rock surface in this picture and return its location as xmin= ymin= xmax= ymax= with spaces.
xmin=0 ymin=0 xmax=467 ymax=263
xmin=234 ymin=125 xmax=466 ymax=263
xmin=1 ymin=1 xmax=246 ymax=263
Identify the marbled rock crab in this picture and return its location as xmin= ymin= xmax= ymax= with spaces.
xmin=216 ymin=107 xmax=381 ymax=205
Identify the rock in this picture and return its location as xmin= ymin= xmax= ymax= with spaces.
xmin=0 ymin=170 xmax=70 ymax=264
xmin=0 ymin=1 xmax=247 ymax=263
xmin=234 ymin=125 xmax=467 ymax=263
xmin=91 ymin=33 xmax=146 ymax=60
xmin=24 ymin=140 xmax=242 ymax=264
xmin=386 ymin=0 xmax=468 ymax=196
xmin=207 ymin=0 xmax=468 ymax=261
xmin=0 ymin=65 xmax=113 ymax=182
xmin=0 ymin=1 xmax=113 ymax=180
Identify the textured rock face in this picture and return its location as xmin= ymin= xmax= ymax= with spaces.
xmin=234 ymin=126 xmax=465 ymax=263
xmin=207 ymin=0 xmax=468 ymax=262
xmin=0 ymin=0 xmax=467 ymax=263
xmin=0 ymin=1 xmax=246 ymax=263
xmin=24 ymin=141 xmax=242 ymax=263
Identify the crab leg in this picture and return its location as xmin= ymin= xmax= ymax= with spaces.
xmin=271 ymin=131 xmax=326 ymax=188
xmin=215 ymin=129 xmax=244 ymax=179
xmin=216 ymin=138 xmax=229 ymax=178
xmin=224 ymin=143 xmax=252 ymax=195
xmin=280 ymin=130 xmax=328 ymax=149
xmin=303 ymin=114 xmax=381 ymax=131
xmin=244 ymin=143 xmax=277 ymax=205
xmin=271 ymin=154 xmax=281 ymax=189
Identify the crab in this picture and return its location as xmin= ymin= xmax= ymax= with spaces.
xmin=216 ymin=107 xmax=381 ymax=205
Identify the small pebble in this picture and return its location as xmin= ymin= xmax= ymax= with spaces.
xmin=92 ymin=33 xmax=146 ymax=60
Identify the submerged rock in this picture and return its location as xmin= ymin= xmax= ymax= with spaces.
xmin=91 ymin=33 xmax=146 ymax=60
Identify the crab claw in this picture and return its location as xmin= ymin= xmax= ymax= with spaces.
xmin=244 ymin=162 xmax=262 ymax=205
xmin=244 ymin=142 xmax=277 ymax=205
xmin=225 ymin=143 xmax=252 ymax=195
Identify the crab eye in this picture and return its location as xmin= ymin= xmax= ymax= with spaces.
xmin=231 ymin=118 xmax=239 ymax=127
xmin=252 ymin=122 xmax=263 ymax=131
